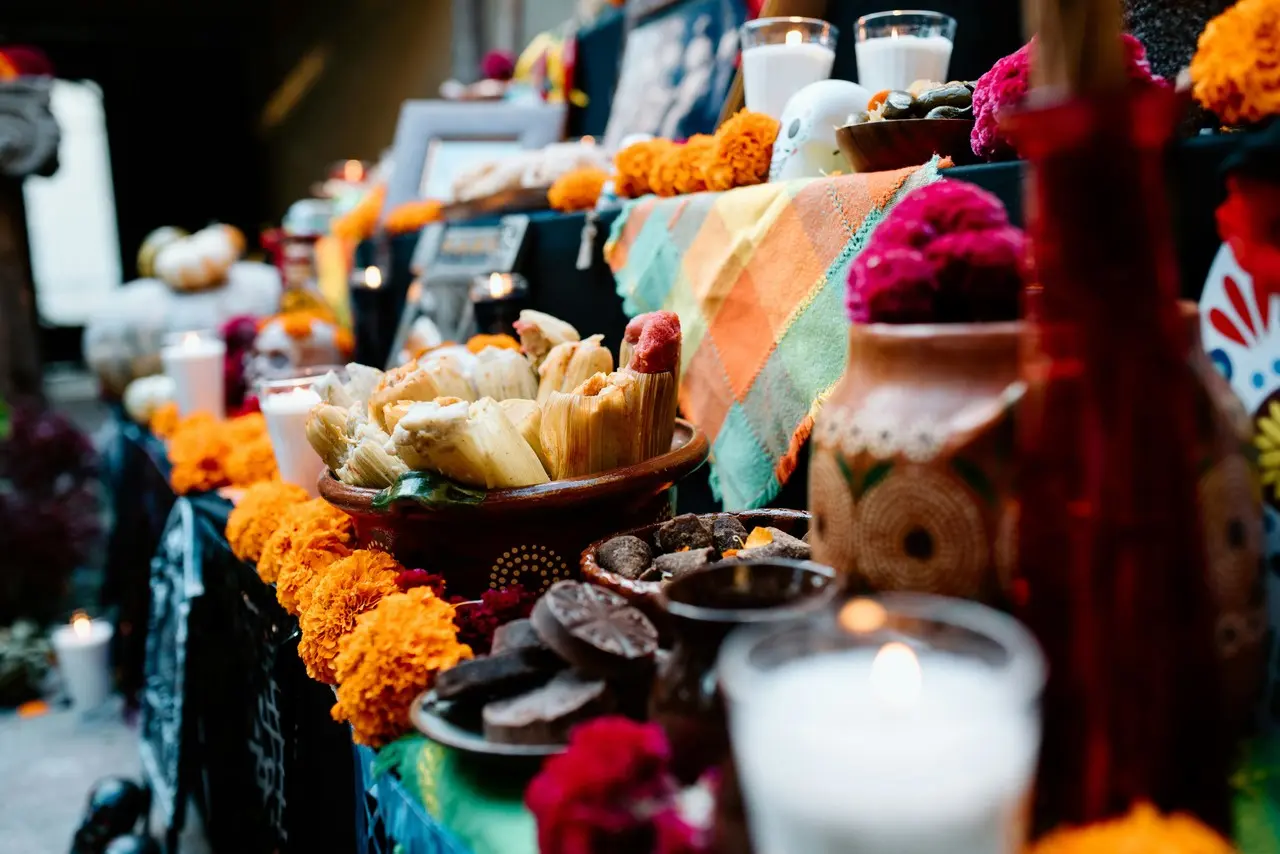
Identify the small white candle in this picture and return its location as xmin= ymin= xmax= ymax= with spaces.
xmin=742 ymin=40 xmax=837 ymax=121
xmin=855 ymin=33 xmax=954 ymax=94
xmin=728 ymin=640 xmax=1038 ymax=853
xmin=261 ymin=386 xmax=325 ymax=495
xmin=51 ymin=612 xmax=114 ymax=711
xmin=160 ymin=331 xmax=226 ymax=420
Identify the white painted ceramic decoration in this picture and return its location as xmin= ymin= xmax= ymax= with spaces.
xmin=1199 ymin=241 xmax=1280 ymax=727
xmin=770 ymin=79 xmax=872 ymax=181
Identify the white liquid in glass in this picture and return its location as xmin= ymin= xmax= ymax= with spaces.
xmin=261 ymin=387 xmax=325 ymax=495
xmin=742 ymin=42 xmax=836 ymax=121
xmin=855 ymin=34 xmax=954 ymax=94
xmin=729 ymin=649 xmax=1038 ymax=854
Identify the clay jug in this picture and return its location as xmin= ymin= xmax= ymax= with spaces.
xmin=808 ymin=321 xmax=1022 ymax=604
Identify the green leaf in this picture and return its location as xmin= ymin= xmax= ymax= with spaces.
xmin=858 ymin=461 xmax=892 ymax=498
xmin=951 ymin=457 xmax=997 ymax=506
xmin=372 ymin=471 xmax=486 ymax=510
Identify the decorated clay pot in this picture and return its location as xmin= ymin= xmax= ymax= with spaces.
xmin=1183 ymin=301 xmax=1267 ymax=727
xmin=809 ymin=307 xmax=1266 ymax=724
xmin=808 ymin=322 xmax=1022 ymax=603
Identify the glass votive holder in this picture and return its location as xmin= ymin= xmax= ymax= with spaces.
xmin=257 ymin=366 xmax=346 ymax=496
xmin=855 ymin=10 xmax=957 ymax=94
xmin=718 ymin=593 xmax=1045 ymax=854
xmin=740 ymin=17 xmax=838 ymax=122
xmin=51 ymin=610 xmax=114 ymax=712
xmin=159 ymin=329 xmax=226 ymax=420
xmin=469 ymin=272 xmax=530 ymax=338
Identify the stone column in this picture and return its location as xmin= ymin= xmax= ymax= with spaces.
xmin=0 ymin=78 xmax=59 ymax=403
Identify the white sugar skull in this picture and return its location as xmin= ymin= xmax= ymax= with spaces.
xmin=248 ymin=316 xmax=346 ymax=385
xmin=770 ymin=79 xmax=872 ymax=182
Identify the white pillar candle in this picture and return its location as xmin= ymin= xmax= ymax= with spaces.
xmin=261 ymin=386 xmax=325 ymax=495
xmin=742 ymin=39 xmax=837 ymax=122
xmin=728 ymin=642 xmax=1038 ymax=854
xmin=50 ymin=612 xmax=114 ymax=711
xmin=160 ymin=332 xmax=226 ymax=420
xmin=855 ymin=34 xmax=954 ymax=94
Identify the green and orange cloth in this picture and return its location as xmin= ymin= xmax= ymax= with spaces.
xmin=605 ymin=160 xmax=946 ymax=510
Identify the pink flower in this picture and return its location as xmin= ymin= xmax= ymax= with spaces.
xmin=970 ymin=34 xmax=1165 ymax=161
xmin=847 ymin=180 xmax=1028 ymax=324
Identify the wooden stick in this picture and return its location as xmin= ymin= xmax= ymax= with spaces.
xmin=1025 ymin=0 xmax=1126 ymax=93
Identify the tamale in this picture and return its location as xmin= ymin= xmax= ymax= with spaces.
xmin=498 ymin=398 xmax=552 ymax=473
xmin=473 ymin=346 xmax=538 ymax=401
xmin=514 ymin=309 xmax=580 ymax=367
xmin=392 ymin=398 xmax=549 ymax=488
xmin=540 ymin=372 xmax=644 ymax=479
xmin=306 ymin=404 xmax=352 ymax=471
xmin=537 ymin=335 xmax=614 ymax=404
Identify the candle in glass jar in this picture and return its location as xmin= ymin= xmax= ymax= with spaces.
xmin=742 ymin=33 xmax=837 ymax=121
xmin=160 ymin=331 xmax=226 ymax=419
xmin=728 ymin=641 xmax=1038 ymax=853
xmin=51 ymin=612 xmax=114 ymax=711
xmin=855 ymin=33 xmax=954 ymax=93
xmin=260 ymin=386 xmax=325 ymax=495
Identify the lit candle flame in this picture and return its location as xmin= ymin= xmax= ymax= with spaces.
xmin=785 ymin=29 xmax=802 ymax=46
xmin=870 ymin=641 xmax=922 ymax=711
xmin=343 ymin=159 xmax=364 ymax=183
xmin=364 ymin=266 xmax=382 ymax=289
xmin=488 ymin=272 xmax=513 ymax=299
xmin=71 ymin=611 xmax=92 ymax=639
xmin=840 ymin=598 xmax=887 ymax=634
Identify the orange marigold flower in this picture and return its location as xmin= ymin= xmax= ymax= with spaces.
xmin=614 ymin=139 xmax=676 ymax=199
xmin=226 ymin=480 xmax=310 ymax=563
xmin=167 ymin=412 xmax=229 ymax=494
xmin=466 ymin=333 xmax=521 ymax=354
xmin=335 ymin=327 xmax=354 ymax=356
xmin=149 ymin=402 xmax=180 ymax=439
xmin=276 ymin=530 xmax=352 ymax=615
xmin=331 ymin=587 xmax=472 ymax=747
xmin=672 ymin=134 xmax=715 ymax=196
xmin=548 ymin=166 xmax=610 ymax=212
xmin=647 ymin=145 xmax=683 ymax=198
xmin=704 ymin=110 xmax=780 ymax=192
xmin=257 ymin=497 xmax=354 ymax=586
xmin=1029 ymin=803 xmax=1236 ymax=854
xmin=298 ymin=550 xmax=403 ymax=684
xmin=1191 ymin=0 xmax=1280 ymax=126
xmin=383 ymin=199 xmax=444 ymax=234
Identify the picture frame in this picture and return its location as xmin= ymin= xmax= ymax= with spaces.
xmin=385 ymin=101 xmax=566 ymax=212
xmin=386 ymin=215 xmax=531 ymax=368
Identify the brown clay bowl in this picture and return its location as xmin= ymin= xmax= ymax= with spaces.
xmin=319 ymin=418 xmax=709 ymax=600
xmin=836 ymin=118 xmax=978 ymax=173
xmin=580 ymin=508 xmax=811 ymax=627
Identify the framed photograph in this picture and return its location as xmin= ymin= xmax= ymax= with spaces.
xmin=386 ymin=215 xmax=531 ymax=367
xmin=385 ymin=101 xmax=566 ymax=211
xmin=602 ymin=0 xmax=750 ymax=148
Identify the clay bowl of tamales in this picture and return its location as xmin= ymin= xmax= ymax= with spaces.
xmin=321 ymin=418 xmax=708 ymax=599
xmin=579 ymin=509 xmax=812 ymax=627
xmin=312 ymin=310 xmax=709 ymax=600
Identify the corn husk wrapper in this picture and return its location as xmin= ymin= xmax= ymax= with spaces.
xmin=306 ymin=403 xmax=353 ymax=471
xmin=621 ymin=365 xmax=678 ymax=460
xmin=392 ymin=397 xmax=549 ymax=488
xmin=312 ymin=370 xmax=354 ymax=408
xmin=382 ymin=401 xmax=416 ymax=434
xmin=420 ymin=350 xmax=478 ymax=400
xmin=344 ymin=363 xmax=384 ymax=406
xmin=540 ymin=372 xmax=642 ymax=479
xmin=336 ymin=435 xmax=408 ymax=488
xmin=498 ymin=398 xmax=551 ymax=473
xmin=619 ymin=338 xmax=635 ymax=372
xmin=537 ymin=335 xmax=614 ymax=404
xmin=515 ymin=309 xmax=579 ymax=367
xmin=473 ymin=347 xmax=538 ymax=401
xmin=368 ymin=358 xmax=476 ymax=431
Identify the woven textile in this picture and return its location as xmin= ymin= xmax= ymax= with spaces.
xmin=605 ymin=161 xmax=946 ymax=510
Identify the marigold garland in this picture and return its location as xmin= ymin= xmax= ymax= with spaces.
xmin=548 ymin=166 xmax=610 ymax=212
xmin=331 ymin=587 xmax=472 ymax=747
xmin=1028 ymin=803 xmax=1237 ymax=853
xmin=703 ymin=110 xmax=779 ymax=193
xmin=149 ymin=402 xmax=180 ymax=440
xmin=615 ymin=139 xmax=676 ymax=199
xmin=383 ymin=199 xmax=444 ymax=234
xmin=465 ymin=333 xmax=521 ymax=354
xmin=672 ymin=135 xmax=715 ymax=196
xmin=165 ymin=410 xmax=278 ymax=494
xmin=299 ymin=549 xmax=403 ymax=684
xmin=226 ymin=480 xmax=310 ymax=563
xmin=648 ymin=145 xmax=684 ymax=198
xmin=1191 ymin=0 xmax=1280 ymax=126
xmin=331 ymin=184 xmax=387 ymax=242
xmin=256 ymin=496 xmax=354 ymax=588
